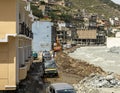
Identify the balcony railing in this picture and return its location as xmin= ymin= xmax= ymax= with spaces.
xmin=25 ymin=60 xmax=31 ymax=71
xmin=19 ymin=22 xmax=33 ymax=39
xmin=19 ymin=64 xmax=27 ymax=81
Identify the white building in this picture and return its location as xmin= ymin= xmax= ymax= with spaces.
xmin=32 ymin=21 xmax=53 ymax=52
xmin=107 ymin=37 xmax=120 ymax=48
xmin=57 ymin=21 xmax=66 ymax=30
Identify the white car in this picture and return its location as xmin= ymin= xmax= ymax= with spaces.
xmin=46 ymin=83 xmax=76 ymax=93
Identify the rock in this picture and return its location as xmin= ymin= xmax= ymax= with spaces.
xmin=105 ymin=75 xmax=114 ymax=80
xmin=73 ymin=73 xmax=120 ymax=92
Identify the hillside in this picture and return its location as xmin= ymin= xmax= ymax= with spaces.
xmin=68 ymin=0 xmax=120 ymax=18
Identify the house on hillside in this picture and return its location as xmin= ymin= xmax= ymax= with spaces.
xmin=107 ymin=29 xmax=120 ymax=48
xmin=73 ymin=28 xmax=106 ymax=45
xmin=74 ymin=29 xmax=97 ymax=45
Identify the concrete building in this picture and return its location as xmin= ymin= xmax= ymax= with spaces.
xmin=75 ymin=30 xmax=97 ymax=45
xmin=107 ymin=37 xmax=120 ymax=48
xmin=57 ymin=21 xmax=66 ymax=31
xmin=32 ymin=21 xmax=56 ymax=52
xmin=0 ymin=0 xmax=33 ymax=91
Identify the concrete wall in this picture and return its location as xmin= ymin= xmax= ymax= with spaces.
xmin=77 ymin=30 xmax=97 ymax=39
xmin=0 ymin=0 xmax=16 ymax=39
xmin=0 ymin=0 xmax=33 ymax=90
xmin=107 ymin=37 xmax=120 ymax=48
xmin=32 ymin=21 xmax=53 ymax=52
xmin=0 ymin=0 xmax=17 ymax=90
xmin=116 ymin=32 xmax=120 ymax=38
xmin=0 ymin=37 xmax=16 ymax=90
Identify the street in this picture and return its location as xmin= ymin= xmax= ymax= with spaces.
xmin=16 ymin=62 xmax=45 ymax=93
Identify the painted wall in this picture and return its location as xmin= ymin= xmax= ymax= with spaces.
xmin=0 ymin=0 xmax=33 ymax=90
xmin=107 ymin=37 xmax=120 ymax=48
xmin=0 ymin=0 xmax=16 ymax=39
xmin=0 ymin=0 xmax=17 ymax=90
xmin=0 ymin=37 xmax=16 ymax=90
xmin=32 ymin=21 xmax=53 ymax=52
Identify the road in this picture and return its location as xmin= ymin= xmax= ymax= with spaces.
xmin=16 ymin=62 xmax=45 ymax=93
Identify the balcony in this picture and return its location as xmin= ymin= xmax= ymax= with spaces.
xmin=28 ymin=57 xmax=33 ymax=65
xmin=19 ymin=22 xmax=33 ymax=39
xmin=19 ymin=65 xmax=27 ymax=81
xmin=25 ymin=60 xmax=31 ymax=71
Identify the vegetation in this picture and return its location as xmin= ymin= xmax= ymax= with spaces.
xmin=30 ymin=3 xmax=43 ymax=18
xmin=101 ymin=0 xmax=120 ymax=11
xmin=60 ymin=13 xmax=72 ymax=22
xmin=69 ymin=0 xmax=120 ymax=18
xmin=30 ymin=0 xmax=120 ymax=20
xmin=48 ymin=12 xmax=59 ymax=21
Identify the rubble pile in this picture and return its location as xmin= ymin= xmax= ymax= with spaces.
xmin=73 ymin=73 xmax=120 ymax=93
xmin=55 ymin=52 xmax=105 ymax=80
xmin=56 ymin=50 xmax=120 ymax=93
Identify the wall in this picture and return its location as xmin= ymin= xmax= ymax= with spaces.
xmin=57 ymin=22 xmax=66 ymax=30
xmin=77 ymin=30 xmax=96 ymax=39
xmin=32 ymin=21 xmax=53 ymax=52
xmin=0 ymin=37 xmax=16 ymax=90
xmin=107 ymin=37 xmax=120 ymax=48
xmin=0 ymin=0 xmax=16 ymax=39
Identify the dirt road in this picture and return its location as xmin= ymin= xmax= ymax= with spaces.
xmin=44 ymin=51 xmax=105 ymax=85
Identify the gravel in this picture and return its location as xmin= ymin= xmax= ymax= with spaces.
xmin=73 ymin=73 xmax=120 ymax=93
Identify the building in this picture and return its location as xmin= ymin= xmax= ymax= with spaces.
xmin=73 ymin=28 xmax=106 ymax=45
xmin=75 ymin=29 xmax=97 ymax=45
xmin=0 ymin=0 xmax=33 ymax=91
xmin=107 ymin=37 xmax=120 ymax=48
xmin=32 ymin=21 xmax=56 ymax=52
xmin=107 ymin=32 xmax=120 ymax=48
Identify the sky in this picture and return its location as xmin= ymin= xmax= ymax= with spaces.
xmin=111 ymin=0 xmax=120 ymax=5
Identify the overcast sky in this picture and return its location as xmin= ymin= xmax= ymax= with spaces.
xmin=111 ymin=0 xmax=120 ymax=5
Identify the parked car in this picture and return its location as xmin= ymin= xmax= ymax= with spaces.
xmin=46 ymin=83 xmax=76 ymax=93
xmin=43 ymin=59 xmax=58 ymax=77
xmin=42 ymin=50 xmax=51 ymax=61
xmin=32 ymin=51 xmax=38 ymax=59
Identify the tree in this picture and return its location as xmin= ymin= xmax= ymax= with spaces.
xmin=31 ymin=4 xmax=43 ymax=18
xmin=60 ymin=13 xmax=72 ymax=22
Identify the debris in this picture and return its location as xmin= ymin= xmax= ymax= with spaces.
xmin=73 ymin=73 xmax=120 ymax=93
xmin=55 ymin=51 xmax=105 ymax=80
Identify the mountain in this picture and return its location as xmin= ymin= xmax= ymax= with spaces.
xmin=68 ymin=0 xmax=120 ymax=18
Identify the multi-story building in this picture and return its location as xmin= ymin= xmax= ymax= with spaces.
xmin=32 ymin=20 xmax=56 ymax=52
xmin=0 ymin=0 xmax=33 ymax=91
xmin=74 ymin=29 xmax=97 ymax=45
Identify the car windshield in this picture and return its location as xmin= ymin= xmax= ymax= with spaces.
xmin=45 ymin=60 xmax=56 ymax=68
xmin=57 ymin=89 xmax=76 ymax=93
xmin=43 ymin=51 xmax=50 ymax=56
